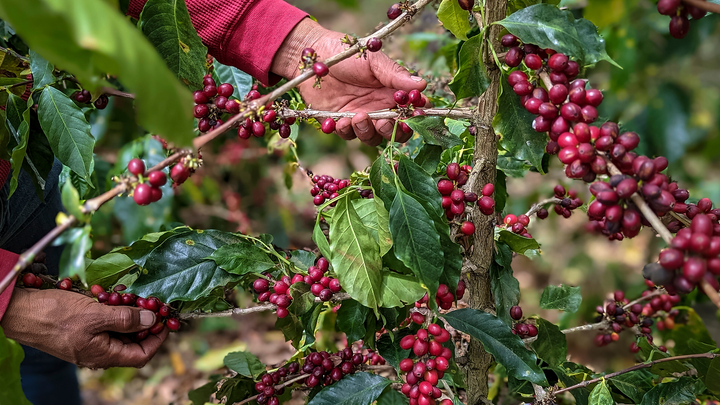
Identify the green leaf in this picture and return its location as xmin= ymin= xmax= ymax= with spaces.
xmin=329 ymin=194 xmax=383 ymax=311
xmin=436 ymin=219 xmax=462 ymax=295
xmin=380 ymin=271 xmax=426 ymax=308
xmin=125 ymin=229 xmax=246 ymax=302
xmin=449 ymin=34 xmax=490 ymax=100
xmin=0 ymin=0 xmax=196 ymax=145
xmin=336 ymin=299 xmax=370 ymax=343
xmin=216 ymin=376 xmax=254 ymax=404
xmin=376 ymin=388 xmax=409 ymax=405
xmin=490 ymin=242 xmax=520 ymax=326
xmin=308 ymin=372 xmax=392 ymax=405
xmin=139 ymin=0 xmax=207 ymax=90
xmin=639 ymin=376 xmax=705 ymax=405
xmin=313 ymin=219 xmax=332 ymax=260
xmin=188 ymin=380 xmax=218 ymax=405
xmin=610 ymin=369 xmax=655 ymax=403
xmin=56 ymin=225 xmax=93 ymax=283
xmin=413 ymin=144 xmax=442 ymax=175
xmin=275 ymin=311 xmax=303 ymax=348
xmin=223 ymin=351 xmax=266 ymax=380
xmin=396 ymin=154 xmax=443 ymax=218
xmin=437 ymin=0 xmax=470 ymax=41
xmin=661 ymin=308 xmax=715 ymax=356
xmin=389 ymin=190 xmax=444 ymax=302
xmin=0 ymin=326 xmax=32 ymax=405
xmin=85 ymin=252 xmax=137 ymax=288
xmin=377 ymin=329 xmax=413 ymax=370
xmin=405 ymin=116 xmax=463 ymax=150
xmin=29 ymin=49 xmax=54 ymax=89
xmin=497 ymin=155 xmax=532 ymax=177
xmin=588 ymin=380 xmax=614 ymax=405
xmin=61 ymin=182 xmax=83 ymax=220
xmin=496 ymin=228 xmax=540 ymax=256
xmin=353 ymin=198 xmax=392 ymax=257
xmin=706 ymin=357 xmax=720 ymax=396
xmin=553 ymin=363 xmax=591 ymax=405
xmin=0 ymin=108 xmax=9 ymax=161
xmin=494 ymin=77 xmax=546 ymax=173
xmin=539 ymin=284 xmax=581 ymax=313
xmin=443 ymin=308 xmax=547 ymax=384
xmin=37 ymin=86 xmax=94 ymax=181
xmin=213 ymin=61 xmax=253 ymax=100
xmin=207 ymin=242 xmax=276 ymax=275
xmin=289 ymin=249 xmax=316 ymax=272
xmin=370 ymin=156 xmax=398 ymax=213
xmin=287 ymin=282 xmax=315 ymax=316
xmin=498 ymin=4 xmax=619 ymax=67
xmin=531 ymin=318 xmax=566 ymax=367
xmin=5 ymin=93 xmax=30 ymax=197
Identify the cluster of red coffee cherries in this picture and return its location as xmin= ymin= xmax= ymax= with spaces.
xmin=413 ymin=281 xmax=465 ymax=311
xmin=193 ymin=75 xmax=240 ymax=133
xmin=252 ymin=257 xmax=342 ymax=318
xmin=20 ymin=251 xmax=50 ymax=288
xmin=310 ymin=174 xmax=350 ymax=206
xmin=437 ymin=163 xmax=476 ymax=231
xmin=73 ymin=89 xmax=109 ymax=109
xmin=393 ymin=89 xmax=427 ymax=134
xmin=656 ymin=0 xmax=707 ymax=39
xmin=509 ymin=306 xmax=538 ymax=338
xmin=299 ymin=349 xmax=362 ymax=389
xmin=501 ymin=214 xmax=532 ymax=238
xmin=126 ymin=158 xmax=192 ymax=206
xmin=398 ymin=322 xmax=454 ymax=405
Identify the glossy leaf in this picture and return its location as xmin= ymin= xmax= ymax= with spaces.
xmin=336 ymin=299 xmax=369 ymax=343
xmin=0 ymin=0 xmax=196 ymax=145
xmin=5 ymin=93 xmax=30 ymax=197
xmin=125 ymin=229 xmax=245 ymax=302
xmin=139 ymin=0 xmax=207 ymax=90
xmin=85 ymin=252 xmax=136 ymax=288
xmin=539 ymin=284 xmax=581 ymax=313
xmin=531 ymin=318 xmax=566 ymax=367
xmin=375 ymin=388 xmax=408 ymax=405
xmin=289 ymin=249 xmax=316 ymax=272
xmin=443 ymin=308 xmax=547 ymax=384
xmin=379 ymin=271 xmax=426 ymax=308
xmin=353 ymin=198 xmax=392 ymax=257
xmin=659 ymin=308 xmax=715 ymax=356
xmin=0 ymin=327 xmax=32 ymax=405
xmin=496 ymin=228 xmax=540 ymax=255
xmin=490 ymin=242 xmax=519 ymax=326
xmin=313 ymin=219 xmax=332 ymax=260
xmin=437 ymin=0 xmax=470 ymax=41
xmin=396 ymin=154 xmax=443 ymax=218
xmin=404 ymin=116 xmax=463 ymax=150
xmin=329 ymin=194 xmax=383 ymax=311
xmin=213 ymin=61 xmax=253 ymax=99
xmin=389 ymin=190 xmax=444 ymax=302
xmin=223 ymin=351 xmax=265 ymax=380
xmin=639 ymin=376 xmax=705 ymax=405
xmin=610 ymin=369 xmax=655 ymax=403
xmin=29 ymin=49 xmax=54 ymax=89
xmin=370 ymin=155 xmax=398 ymax=213
xmin=37 ymin=86 xmax=94 ymax=181
xmin=56 ymin=225 xmax=92 ymax=283
xmin=308 ymin=372 xmax=392 ymax=405
xmin=287 ymin=282 xmax=315 ymax=316
xmin=706 ymin=357 xmax=720 ymax=396
xmin=449 ymin=34 xmax=490 ymax=100
xmin=588 ymin=380 xmax=614 ymax=405
xmin=413 ymin=144 xmax=442 ymax=175
xmin=494 ymin=77 xmax=546 ymax=173
xmin=207 ymin=242 xmax=276 ymax=275
xmin=553 ymin=363 xmax=591 ymax=405
xmin=499 ymin=4 xmax=619 ymax=67
xmin=497 ymin=155 xmax=532 ymax=177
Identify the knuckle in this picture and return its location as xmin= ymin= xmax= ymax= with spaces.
xmin=116 ymin=307 xmax=136 ymax=330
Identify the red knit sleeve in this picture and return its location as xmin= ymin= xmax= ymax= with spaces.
xmin=128 ymin=0 xmax=307 ymax=86
xmin=0 ymin=251 xmax=19 ymax=321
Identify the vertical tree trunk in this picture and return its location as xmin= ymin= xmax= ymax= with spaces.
xmin=463 ymin=0 xmax=506 ymax=404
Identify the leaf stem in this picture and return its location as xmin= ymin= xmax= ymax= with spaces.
xmin=552 ymin=352 xmax=719 ymax=396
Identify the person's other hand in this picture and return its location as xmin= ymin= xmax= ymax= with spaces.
xmin=1 ymin=288 xmax=168 ymax=369
xmin=272 ymin=19 xmax=427 ymax=146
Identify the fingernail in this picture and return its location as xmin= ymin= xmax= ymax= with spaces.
xmin=379 ymin=122 xmax=394 ymax=135
xmin=356 ymin=121 xmax=369 ymax=131
xmin=140 ymin=310 xmax=156 ymax=327
xmin=411 ymin=75 xmax=423 ymax=82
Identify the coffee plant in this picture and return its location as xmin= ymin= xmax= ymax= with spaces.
xmin=0 ymin=0 xmax=719 ymax=404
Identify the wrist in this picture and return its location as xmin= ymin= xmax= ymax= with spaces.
xmin=271 ymin=18 xmax=329 ymax=80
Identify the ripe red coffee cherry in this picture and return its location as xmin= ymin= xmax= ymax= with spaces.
xmin=22 ymin=273 xmax=37 ymax=287
xmin=669 ymin=15 xmax=690 ymax=39
xmin=504 ymin=47 xmax=524 ymax=67
xmin=387 ymin=3 xmax=402 ymax=19
xmin=683 ymin=257 xmax=706 ymax=283
xmin=446 ymin=163 xmax=460 ymax=180
xmin=399 ymin=358 xmax=414 ymax=372
xmin=133 ymin=183 xmax=152 ymax=206
xmin=193 ymin=90 xmax=209 ymax=104
xmin=313 ymin=62 xmax=329 ymax=77
xmin=657 ymin=0 xmax=681 ymax=15
xmin=75 ymin=89 xmax=91 ymax=103
xmin=457 ymin=0 xmax=473 ymax=10
xmin=524 ymin=54 xmax=542 ymax=70
xmin=252 ymin=121 xmax=266 ymax=137
xmin=166 ymin=318 xmax=180 ymax=331
xmin=513 ymin=81 xmax=533 ymax=96
xmin=460 ymin=221 xmax=475 ymax=236
xmin=482 ymin=183 xmax=494 ymax=196
xmin=170 ymin=163 xmax=190 ymax=185
xmin=437 ymin=179 xmax=454 ymax=195
xmin=93 ymin=94 xmax=109 ymax=110
xmin=108 ymin=292 xmax=122 ymax=306
xmin=564 ymin=60 xmax=580 ymax=78
xmin=127 ymin=158 xmax=145 ymax=176
xmin=193 ymin=104 xmax=209 ymax=118
xmin=253 ymin=278 xmax=270 ymax=293
xmin=202 ymin=75 xmax=215 ymax=87
xmin=548 ymin=84 xmax=568 ymax=105
xmin=394 ymin=90 xmax=409 ymax=106
xmin=568 ymin=87 xmax=586 ymax=105
xmin=321 ymin=118 xmax=336 ymax=134
xmin=524 ymin=97 xmax=542 ymax=114
xmin=510 ymin=305 xmax=523 ymax=320
xmin=560 ymin=103 xmax=581 ymax=121
xmin=507 ymin=71 xmax=528 ymax=87
xmin=400 ymin=334 xmax=416 ymax=350
xmin=203 ymin=84 xmax=217 ymax=98
xmin=585 ymin=89 xmax=603 ymax=106
xmin=548 ymin=53 xmax=569 ymax=72
xmin=478 ymin=196 xmax=495 ymax=215
xmin=501 ymin=34 xmax=519 ymax=47
xmin=147 ymin=171 xmax=167 ymax=188
xmin=90 ymin=284 xmax=105 ymax=296
xmin=450 ymin=189 xmax=465 ymax=203
xmin=366 ymin=37 xmax=382 ymax=52
xmin=217 ymin=83 xmax=234 ymax=97
xmin=408 ymin=89 xmax=424 ymax=108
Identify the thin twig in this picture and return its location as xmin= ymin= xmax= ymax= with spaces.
xmin=0 ymin=79 xmax=32 ymax=90
xmin=101 ymin=87 xmax=135 ymax=99
xmin=623 ymin=288 xmax=666 ymax=309
xmin=524 ymin=197 xmax=561 ymax=218
xmin=682 ymin=0 xmax=720 ymax=14
xmin=669 ymin=211 xmax=691 ymax=227
xmin=191 ymin=0 xmax=435 ymax=150
xmin=700 ymin=278 xmax=720 ymax=308
xmin=233 ymin=373 xmax=310 ymax=405
xmin=553 ymin=353 xmax=719 ymax=395
xmin=178 ymin=293 xmax=351 ymax=320
xmin=277 ymin=107 xmax=474 ymax=120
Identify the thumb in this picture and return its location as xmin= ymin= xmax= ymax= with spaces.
xmin=96 ymin=305 xmax=157 ymax=334
xmin=370 ymin=52 xmax=427 ymax=92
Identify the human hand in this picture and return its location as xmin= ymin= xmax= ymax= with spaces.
xmin=1 ymin=288 xmax=168 ymax=369
xmin=272 ymin=19 xmax=427 ymax=146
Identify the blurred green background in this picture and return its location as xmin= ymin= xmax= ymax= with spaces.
xmin=79 ymin=0 xmax=720 ymax=403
